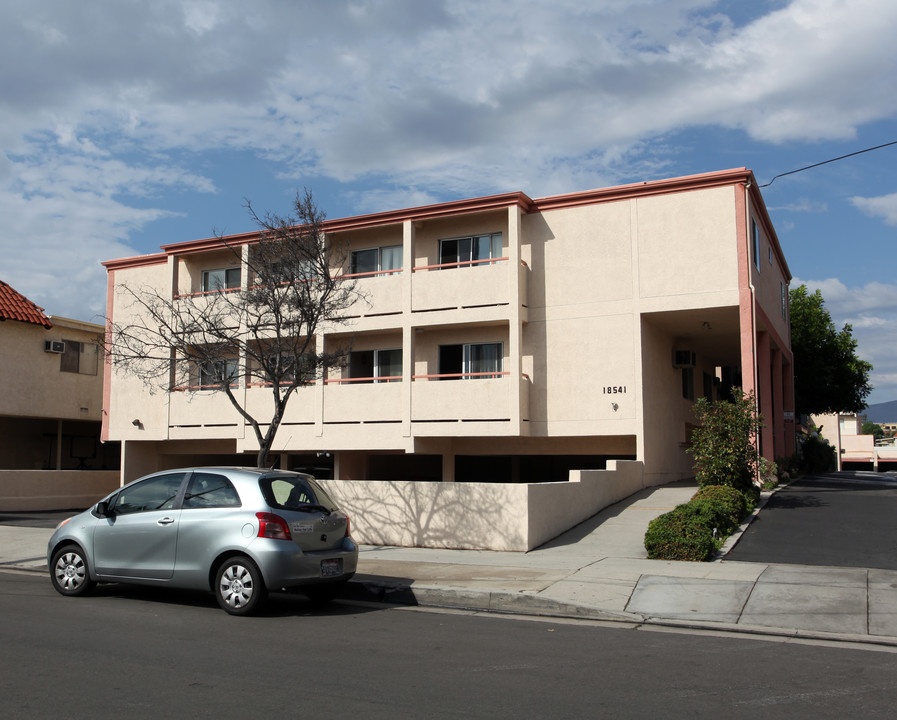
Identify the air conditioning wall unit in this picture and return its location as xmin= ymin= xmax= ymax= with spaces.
xmin=672 ymin=350 xmax=696 ymax=369
xmin=44 ymin=340 xmax=66 ymax=354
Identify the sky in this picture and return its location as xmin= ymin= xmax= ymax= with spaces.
xmin=1 ymin=0 xmax=896 ymax=404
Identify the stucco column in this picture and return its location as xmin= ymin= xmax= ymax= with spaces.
xmin=402 ymin=220 xmax=415 ymax=438
xmin=314 ymin=332 xmax=325 ymax=437
xmin=771 ymin=348 xmax=784 ymax=458
xmin=757 ymin=331 xmax=772 ymax=459
xmin=507 ymin=205 xmax=523 ymax=433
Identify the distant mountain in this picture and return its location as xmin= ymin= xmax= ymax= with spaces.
xmin=862 ymin=400 xmax=897 ymax=423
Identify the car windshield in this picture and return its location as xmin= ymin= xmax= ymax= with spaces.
xmin=260 ymin=474 xmax=338 ymax=512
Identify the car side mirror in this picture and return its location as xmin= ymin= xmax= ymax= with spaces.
xmin=95 ymin=501 xmax=110 ymax=517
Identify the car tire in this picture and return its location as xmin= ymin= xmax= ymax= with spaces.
xmin=215 ymin=557 xmax=267 ymax=616
xmin=50 ymin=544 xmax=96 ymax=597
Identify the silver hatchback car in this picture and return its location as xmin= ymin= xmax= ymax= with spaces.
xmin=47 ymin=467 xmax=358 ymax=615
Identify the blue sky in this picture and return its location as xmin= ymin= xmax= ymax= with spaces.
xmin=2 ymin=0 xmax=896 ymax=404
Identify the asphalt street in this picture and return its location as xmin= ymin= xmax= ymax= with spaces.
xmin=3 ymin=570 xmax=897 ymax=719
xmin=726 ymin=474 xmax=897 ymax=570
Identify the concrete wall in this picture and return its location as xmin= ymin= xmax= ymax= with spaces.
xmin=0 ymin=470 xmax=121 ymax=511
xmin=323 ymin=460 xmax=644 ymax=551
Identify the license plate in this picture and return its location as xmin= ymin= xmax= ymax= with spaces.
xmin=320 ymin=559 xmax=342 ymax=577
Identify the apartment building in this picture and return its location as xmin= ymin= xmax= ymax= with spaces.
xmin=0 ymin=280 xmax=119 ymax=510
xmin=103 ymin=168 xmax=794 ymax=492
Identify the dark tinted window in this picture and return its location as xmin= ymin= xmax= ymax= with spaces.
xmin=260 ymin=474 xmax=336 ymax=511
xmin=113 ymin=472 xmax=187 ymax=515
xmin=183 ymin=472 xmax=241 ymax=508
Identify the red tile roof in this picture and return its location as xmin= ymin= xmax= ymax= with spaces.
xmin=0 ymin=280 xmax=52 ymax=328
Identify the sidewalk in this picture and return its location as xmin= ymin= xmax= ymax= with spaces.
xmin=6 ymin=482 xmax=897 ymax=646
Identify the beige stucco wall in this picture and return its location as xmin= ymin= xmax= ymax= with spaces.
xmin=1 ymin=317 xmax=104 ymax=421
xmin=323 ymin=460 xmax=644 ymax=551
xmin=105 ymin=179 xmax=785 ymax=489
xmin=0 ymin=470 xmax=120 ymax=511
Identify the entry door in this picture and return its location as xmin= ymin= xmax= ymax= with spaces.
xmin=93 ymin=472 xmax=188 ymax=580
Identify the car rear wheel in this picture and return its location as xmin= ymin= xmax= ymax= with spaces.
xmin=215 ymin=557 xmax=266 ymax=616
xmin=50 ymin=545 xmax=96 ymax=597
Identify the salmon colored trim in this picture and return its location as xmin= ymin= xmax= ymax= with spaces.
xmin=531 ymin=167 xmax=754 ymax=213
xmin=102 ymin=252 xmax=167 ymax=271
xmin=735 ymin=183 xmax=757 ymax=401
xmin=412 ymin=257 xmax=509 ymax=272
xmin=101 ymin=269 xmax=114 ymax=444
xmin=103 ymin=169 xmax=782 ymax=275
xmin=754 ymin=303 xmax=793 ymax=365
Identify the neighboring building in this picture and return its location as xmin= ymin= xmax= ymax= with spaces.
xmin=813 ymin=412 xmax=897 ymax=472
xmin=103 ymin=168 xmax=794 ymax=494
xmin=0 ymin=280 xmax=119 ymax=510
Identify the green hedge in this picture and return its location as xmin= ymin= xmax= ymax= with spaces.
xmin=644 ymin=485 xmax=754 ymax=562
xmin=644 ymin=503 xmax=716 ymax=561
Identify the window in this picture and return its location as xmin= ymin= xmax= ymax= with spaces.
xmin=438 ymin=342 xmax=503 ymax=379
xmin=112 ymin=472 xmax=187 ymax=515
xmin=270 ymin=354 xmax=314 ymax=385
xmin=260 ymin=474 xmax=337 ymax=512
xmin=682 ymin=367 xmax=695 ymax=401
xmin=350 ymin=245 xmax=402 ymax=276
xmin=199 ymin=358 xmax=240 ymax=388
xmin=202 ymin=267 xmax=241 ymax=292
xmin=438 ymin=233 xmax=502 ymax=268
xmin=60 ymin=340 xmax=98 ymax=376
xmin=348 ymin=348 xmax=402 ymax=382
xmin=751 ymin=220 xmax=760 ymax=271
xmin=183 ymin=472 xmax=241 ymax=508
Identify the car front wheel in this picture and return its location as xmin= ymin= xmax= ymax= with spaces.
xmin=50 ymin=545 xmax=96 ymax=597
xmin=215 ymin=557 xmax=267 ymax=616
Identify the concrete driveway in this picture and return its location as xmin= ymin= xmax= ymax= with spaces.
xmin=726 ymin=472 xmax=897 ymax=570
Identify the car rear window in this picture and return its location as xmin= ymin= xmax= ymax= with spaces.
xmin=260 ymin=474 xmax=337 ymax=511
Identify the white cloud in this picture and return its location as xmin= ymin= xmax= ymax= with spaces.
xmin=850 ymin=192 xmax=897 ymax=226
xmin=2 ymin=0 xmax=897 ymax=322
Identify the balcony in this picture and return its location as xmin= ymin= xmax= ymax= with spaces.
xmin=323 ymin=379 xmax=403 ymax=423
xmin=412 ymin=260 xmax=513 ymax=312
xmin=411 ymin=373 xmax=521 ymax=433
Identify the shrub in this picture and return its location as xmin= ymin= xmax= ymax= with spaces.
xmin=742 ymin=485 xmax=760 ymax=514
xmin=800 ymin=433 xmax=836 ymax=474
xmin=693 ymin=485 xmax=747 ymax=533
xmin=688 ymin=391 xmax=761 ymax=491
xmin=758 ymin=457 xmax=778 ymax=490
xmin=644 ymin=504 xmax=716 ymax=561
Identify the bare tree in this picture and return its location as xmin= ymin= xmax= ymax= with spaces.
xmin=106 ymin=189 xmax=363 ymax=467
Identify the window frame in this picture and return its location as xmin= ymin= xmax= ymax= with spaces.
xmin=201 ymin=267 xmax=241 ymax=293
xmin=60 ymin=339 xmax=99 ymax=376
xmin=438 ymin=233 xmax=503 ymax=269
xmin=348 ymin=348 xmax=402 ymax=383
xmin=349 ymin=245 xmax=402 ymax=277
xmin=199 ymin=357 xmax=240 ymax=388
xmin=438 ymin=341 xmax=503 ymax=380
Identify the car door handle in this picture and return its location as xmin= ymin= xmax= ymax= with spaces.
xmin=157 ymin=517 xmax=176 ymax=526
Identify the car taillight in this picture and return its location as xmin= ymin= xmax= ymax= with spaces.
xmin=345 ymin=514 xmax=351 ymax=538
xmin=256 ymin=512 xmax=292 ymax=541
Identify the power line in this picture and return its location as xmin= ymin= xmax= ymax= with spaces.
xmin=760 ymin=140 xmax=897 ymax=188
